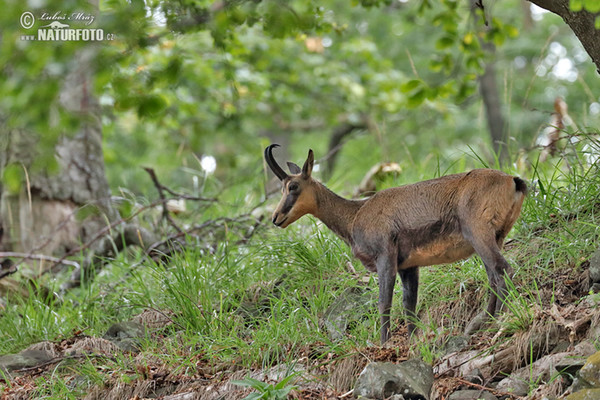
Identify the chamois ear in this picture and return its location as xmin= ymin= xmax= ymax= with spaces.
xmin=287 ymin=162 xmax=302 ymax=175
xmin=302 ymin=149 xmax=314 ymax=178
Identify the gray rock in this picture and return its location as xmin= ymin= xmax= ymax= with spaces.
xmin=103 ymin=321 xmax=146 ymax=352
xmin=555 ymin=358 xmax=586 ymax=378
xmin=569 ymin=376 xmax=594 ymax=393
xmin=320 ymin=286 xmax=375 ymax=341
xmin=565 ymin=388 xmax=600 ymax=400
xmin=464 ymin=311 xmax=491 ymax=336
xmin=495 ymin=377 xmax=529 ymax=397
xmin=0 ymin=341 xmax=58 ymax=373
xmin=354 ymin=359 xmax=433 ymax=400
xmin=589 ymin=249 xmax=600 ymax=284
xmin=162 ymin=393 xmax=197 ymax=400
xmin=496 ymin=340 xmax=596 ymax=397
xmin=590 ymin=283 xmax=600 ymax=294
xmin=443 ymin=336 xmax=469 ymax=356
xmin=463 ymin=369 xmax=484 ymax=386
xmin=448 ymin=390 xmax=498 ymax=400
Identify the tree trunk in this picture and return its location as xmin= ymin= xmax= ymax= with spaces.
xmin=472 ymin=0 xmax=509 ymax=163
xmin=479 ymin=61 xmax=508 ymax=162
xmin=527 ymin=0 xmax=600 ymax=73
xmin=324 ymin=118 xmax=368 ymax=180
xmin=0 ymin=46 xmax=116 ymax=263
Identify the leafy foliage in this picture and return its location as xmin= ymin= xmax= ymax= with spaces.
xmin=232 ymin=374 xmax=298 ymax=400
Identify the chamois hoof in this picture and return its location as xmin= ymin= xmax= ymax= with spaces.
xmin=464 ymin=311 xmax=491 ymax=336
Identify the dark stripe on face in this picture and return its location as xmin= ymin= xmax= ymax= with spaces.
xmin=281 ymin=192 xmax=299 ymax=215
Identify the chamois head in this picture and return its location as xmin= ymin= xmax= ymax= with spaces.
xmin=264 ymin=144 xmax=317 ymax=228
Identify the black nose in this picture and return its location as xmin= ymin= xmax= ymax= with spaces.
xmin=272 ymin=214 xmax=278 ymax=225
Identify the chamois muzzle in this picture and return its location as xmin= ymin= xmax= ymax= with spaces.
xmin=264 ymin=144 xmax=288 ymax=181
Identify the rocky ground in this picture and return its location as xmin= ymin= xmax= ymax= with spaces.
xmin=1 ymin=250 xmax=600 ymax=400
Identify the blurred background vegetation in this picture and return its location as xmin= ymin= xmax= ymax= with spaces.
xmin=2 ymin=0 xmax=599 ymax=202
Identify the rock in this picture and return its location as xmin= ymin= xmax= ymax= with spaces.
xmin=589 ymin=249 xmax=600 ymax=284
xmin=442 ymin=336 xmax=469 ymax=356
xmin=495 ymin=377 xmax=529 ymax=397
xmin=464 ymin=311 xmax=491 ymax=336
xmin=569 ymin=376 xmax=594 ymax=393
xmin=320 ymin=286 xmax=375 ymax=341
xmin=103 ymin=321 xmax=146 ymax=352
xmin=579 ymin=351 xmax=600 ymax=387
xmin=551 ymin=341 xmax=572 ymax=354
xmin=0 ymin=341 xmax=58 ymax=373
xmin=162 ymin=393 xmax=196 ymax=400
xmin=463 ymin=369 xmax=484 ymax=386
xmin=555 ymin=358 xmax=587 ymax=378
xmin=590 ymin=283 xmax=600 ymax=294
xmin=354 ymin=359 xmax=433 ymax=400
xmin=448 ymin=390 xmax=498 ymax=400
xmin=565 ymin=388 xmax=600 ymax=400
xmin=495 ymin=340 xmax=596 ymax=396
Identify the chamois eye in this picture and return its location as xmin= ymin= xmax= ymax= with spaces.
xmin=288 ymin=182 xmax=299 ymax=192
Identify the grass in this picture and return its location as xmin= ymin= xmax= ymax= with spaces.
xmin=1 ymin=134 xmax=600 ymax=397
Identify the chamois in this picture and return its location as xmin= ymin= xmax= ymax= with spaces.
xmin=265 ymin=144 xmax=527 ymax=343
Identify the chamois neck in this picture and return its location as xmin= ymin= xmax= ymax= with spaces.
xmin=311 ymin=182 xmax=366 ymax=244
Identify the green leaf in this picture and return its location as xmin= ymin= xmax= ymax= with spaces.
xmin=401 ymin=79 xmax=422 ymax=92
xmin=137 ymin=94 xmax=167 ymax=118
xmin=583 ymin=0 xmax=600 ymax=12
xmin=596 ymin=15 xmax=600 ymax=29
xmin=425 ymin=86 xmax=438 ymax=100
xmin=491 ymin=30 xmax=505 ymax=47
xmin=407 ymin=88 xmax=427 ymax=107
xmin=273 ymin=373 xmax=297 ymax=389
xmin=417 ymin=0 xmax=432 ymax=14
xmin=466 ymin=56 xmax=484 ymax=74
xmin=429 ymin=59 xmax=444 ymax=72
xmin=570 ymin=0 xmax=584 ymax=11
xmin=504 ymin=24 xmax=519 ymax=38
xmin=438 ymin=80 xmax=457 ymax=98
xmin=435 ymin=36 xmax=455 ymax=50
xmin=242 ymin=393 xmax=264 ymax=400
xmin=463 ymin=32 xmax=475 ymax=45
xmin=232 ymin=377 xmax=269 ymax=391
xmin=2 ymin=164 xmax=22 ymax=194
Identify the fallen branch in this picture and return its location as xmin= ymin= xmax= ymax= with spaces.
xmin=12 ymin=353 xmax=115 ymax=375
xmin=454 ymin=377 xmax=523 ymax=399
xmin=39 ymin=198 xmax=168 ymax=279
xmin=0 ymin=252 xmax=80 ymax=271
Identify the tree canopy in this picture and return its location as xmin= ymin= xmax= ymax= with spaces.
xmin=1 ymin=0 xmax=599 ymax=194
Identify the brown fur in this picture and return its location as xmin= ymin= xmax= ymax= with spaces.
xmin=265 ymin=145 xmax=527 ymax=343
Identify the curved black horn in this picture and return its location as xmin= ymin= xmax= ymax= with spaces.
xmin=264 ymin=144 xmax=288 ymax=181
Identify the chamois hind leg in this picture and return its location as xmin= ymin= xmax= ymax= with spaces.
xmin=376 ymin=250 xmax=398 ymax=344
xmin=462 ymin=228 xmax=514 ymax=335
xmin=398 ymin=267 xmax=419 ymax=336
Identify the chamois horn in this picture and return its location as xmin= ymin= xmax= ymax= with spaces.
xmin=264 ymin=144 xmax=288 ymax=181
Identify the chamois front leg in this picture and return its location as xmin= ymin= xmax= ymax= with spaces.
xmin=376 ymin=251 xmax=397 ymax=344
xmin=399 ymin=267 xmax=419 ymax=336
